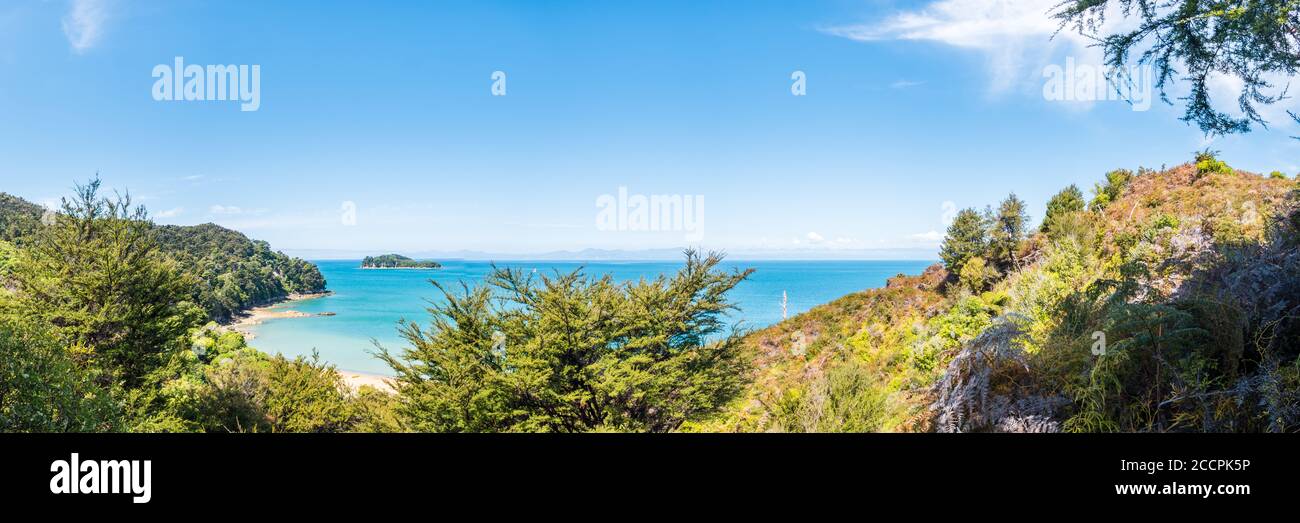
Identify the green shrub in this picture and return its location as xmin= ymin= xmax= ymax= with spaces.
xmin=1006 ymin=239 xmax=1093 ymax=353
xmin=1090 ymin=169 xmax=1134 ymax=211
xmin=262 ymin=354 xmax=357 ymax=433
xmin=0 ymin=319 xmax=119 ymax=432
xmin=913 ymin=292 xmax=1004 ymax=375
xmin=1195 ymin=151 xmax=1233 ymax=177
xmin=763 ymin=358 xmax=889 ymax=433
xmin=350 ymin=386 xmax=404 ymax=433
xmin=958 ymin=256 xmax=993 ymax=293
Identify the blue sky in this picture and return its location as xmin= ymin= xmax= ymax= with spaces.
xmin=1 ymin=0 xmax=1297 ymax=258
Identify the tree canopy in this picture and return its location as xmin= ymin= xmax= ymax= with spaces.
xmin=941 ymin=208 xmax=988 ymax=276
xmin=1043 ymin=184 xmax=1086 ymax=234
xmin=4 ymin=179 xmax=201 ymax=388
xmin=0 ymin=178 xmax=383 ymax=433
xmin=0 ymin=190 xmax=325 ymax=322
xmin=1054 ymin=0 xmax=1300 ymax=136
xmin=377 ymin=250 xmax=753 ymax=432
xmin=987 ymin=194 xmax=1030 ymax=273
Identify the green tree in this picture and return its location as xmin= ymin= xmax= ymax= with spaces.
xmin=1042 ymin=184 xmax=1086 ymax=235
xmin=5 ymin=178 xmax=202 ymax=388
xmin=1089 ymin=169 xmax=1134 ymax=211
xmin=1055 ymin=1 xmax=1300 ymax=136
xmin=940 ymin=208 xmax=987 ymax=276
xmin=987 ymin=193 xmax=1029 ymax=272
xmin=378 ymin=250 xmax=752 ymax=432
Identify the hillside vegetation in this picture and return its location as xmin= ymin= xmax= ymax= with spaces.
xmin=1 ymin=180 xmax=392 ymax=432
xmin=699 ymin=154 xmax=1300 ymax=432
xmin=0 ymin=190 xmax=325 ymax=321
xmin=4 ymin=157 xmax=1298 ymax=433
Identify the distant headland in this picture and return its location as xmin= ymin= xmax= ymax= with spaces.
xmin=360 ymin=254 xmax=441 ymax=269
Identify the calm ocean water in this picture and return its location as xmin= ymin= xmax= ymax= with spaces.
xmin=246 ymin=259 xmax=935 ymax=375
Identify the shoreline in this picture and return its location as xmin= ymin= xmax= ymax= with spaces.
xmin=221 ymin=292 xmax=395 ymax=393
xmin=337 ymin=370 xmax=396 ymax=393
xmin=222 ymin=291 xmax=333 ymax=341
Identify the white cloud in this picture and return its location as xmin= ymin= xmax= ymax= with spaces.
xmin=780 ymin=232 xmax=865 ymax=250
xmin=155 ymin=207 xmax=183 ymax=218
xmin=822 ymin=0 xmax=1099 ymax=92
xmin=823 ymin=0 xmax=1065 ymax=48
xmin=62 ymin=0 xmax=109 ymax=54
xmin=891 ymin=79 xmax=926 ymax=89
xmin=209 ymin=204 xmax=265 ymax=215
xmin=910 ymin=230 xmax=944 ymax=242
xmin=1205 ymin=72 xmax=1300 ymax=130
xmin=941 ymin=201 xmax=958 ymax=225
xmin=826 ymin=0 xmax=1297 ymax=129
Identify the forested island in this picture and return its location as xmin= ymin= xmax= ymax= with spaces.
xmin=361 ymin=254 xmax=441 ymax=269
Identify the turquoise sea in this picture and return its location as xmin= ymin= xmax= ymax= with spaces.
xmin=246 ymin=259 xmax=935 ymax=375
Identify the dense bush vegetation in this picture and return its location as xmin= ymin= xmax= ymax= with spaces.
xmin=3 ymin=181 xmax=203 ymax=388
xmin=377 ymin=250 xmax=751 ymax=432
xmin=4 ymin=156 xmax=1298 ymax=433
xmin=0 ymin=189 xmax=325 ymax=322
xmin=0 ymin=318 xmax=119 ymax=432
xmin=134 ymin=326 xmax=400 ymax=433
xmin=710 ymin=153 xmax=1300 ymax=432
xmin=0 ymin=193 xmax=42 ymax=244
xmin=154 ymin=223 xmax=326 ymax=320
xmin=694 ymin=266 xmax=949 ymax=432
xmin=0 ymin=179 xmax=385 ymax=433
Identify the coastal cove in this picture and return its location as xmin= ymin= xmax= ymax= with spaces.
xmin=241 ymin=259 xmax=934 ymax=375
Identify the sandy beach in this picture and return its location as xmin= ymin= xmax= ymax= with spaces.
xmin=223 ymin=292 xmax=332 ymax=340
xmin=337 ymin=370 xmax=396 ymax=393
xmin=221 ymin=292 xmax=395 ymax=393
